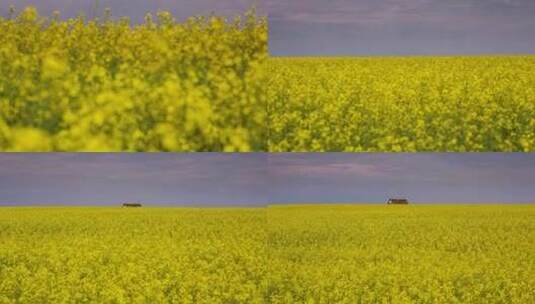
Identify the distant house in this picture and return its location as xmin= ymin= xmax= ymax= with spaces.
xmin=122 ymin=202 xmax=142 ymax=207
xmin=386 ymin=198 xmax=409 ymax=205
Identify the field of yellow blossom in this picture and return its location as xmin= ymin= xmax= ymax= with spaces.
xmin=268 ymin=56 xmax=535 ymax=152
xmin=1 ymin=205 xmax=533 ymax=303
xmin=0 ymin=7 xmax=267 ymax=151
xmin=267 ymin=204 xmax=535 ymax=303
xmin=0 ymin=207 xmax=266 ymax=303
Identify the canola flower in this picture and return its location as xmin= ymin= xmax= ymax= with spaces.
xmin=267 ymin=204 xmax=535 ymax=303
xmin=268 ymin=57 xmax=535 ymax=152
xmin=0 ymin=7 xmax=267 ymax=151
xmin=0 ymin=207 xmax=267 ymax=303
xmin=0 ymin=205 xmax=533 ymax=303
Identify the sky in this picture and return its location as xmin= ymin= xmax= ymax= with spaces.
xmin=0 ymin=153 xmax=269 ymax=206
xmin=268 ymin=153 xmax=535 ymax=204
xmin=268 ymin=0 xmax=535 ymax=56
xmin=0 ymin=153 xmax=534 ymax=206
xmin=0 ymin=0 xmax=263 ymax=22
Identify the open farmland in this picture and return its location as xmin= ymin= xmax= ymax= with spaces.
xmin=0 ymin=207 xmax=266 ymax=303
xmin=268 ymin=56 xmax=535 ymax=152
xmin=0 ymin=7 xmax=267 ymax=152
xmin=1 ymin=205 xmax=533 ymax=303
xmin=267 ymin=204 xmax=535 ymax=303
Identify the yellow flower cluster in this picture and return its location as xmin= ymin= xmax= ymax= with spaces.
xmin=0 ymin=207 xmax=266 ymax=303
xmin=268 ymin=56 xmax=535 ymax=151
xmin=0 ymin=7 xmax=267 ymax=151
xmin=268 ymin=204 xmax=535 ymax=303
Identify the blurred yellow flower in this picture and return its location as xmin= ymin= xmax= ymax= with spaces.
xmin=0 ymin=7 xmax=267 ymax=151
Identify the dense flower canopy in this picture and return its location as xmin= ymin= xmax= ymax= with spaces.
xmin=0 ymin=7 xmax=267 ymax=151
xmin=268 ymin=56 xmax=535 ymax=152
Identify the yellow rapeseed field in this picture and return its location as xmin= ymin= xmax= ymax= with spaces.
xmin=268 ymin=57 xmax=535 ymax=152
xmin=1 ymin=205 xmax=533 ymax=303
xmin=0 ymin=7 xmax=267 ymax=151
xmin=267 ymin=204 xmax=535 ymax=303
xmin=0 ymin=207 xmax=266 ymax=303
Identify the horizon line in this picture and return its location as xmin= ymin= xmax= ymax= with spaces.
xmin=270 ymin=53 xmax=535 ymax=58
xmin=1 ymin=202 xmax=534 ymax=208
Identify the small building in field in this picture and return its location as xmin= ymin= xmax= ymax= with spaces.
xmin=386 ymin=198 xmax=409 ymax=205
xmin=122 ymin=202 xmax=142 ymax=207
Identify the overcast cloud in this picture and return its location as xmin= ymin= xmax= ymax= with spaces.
xmin=268 ymin=0 xmax=535 ymax=55
xmin=0 ymin=153 xmax=534 ymax=206
xmin=0 ymin=153 xmax=269 ymax=206
xmin=268 ymin=153 xmax=535 ymax=204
